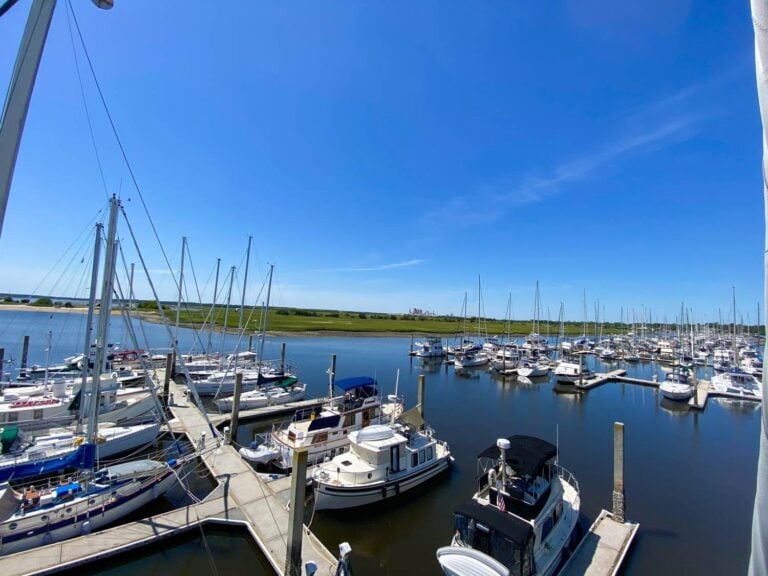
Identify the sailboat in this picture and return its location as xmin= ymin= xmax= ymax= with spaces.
xmin=0 ymin=198 xmax=182 ymax=556
xmin=454 ymin=278 xmax=490 ymax=369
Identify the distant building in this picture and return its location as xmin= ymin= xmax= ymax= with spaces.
xmin=409 ymin=308 xmax=436 ymax=317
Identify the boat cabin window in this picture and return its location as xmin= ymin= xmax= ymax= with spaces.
xmin=540 ymin=515 xmax=554 ymax=542
xmin=390 ymin=445 xmax=401 ymax=472
xmin=33 ymin=409 xmax=43 ymax=420
xmin=8 ymin=413 xmax=17 ymax=423
xmin=419 ymin=449 xmax=425 ymax=464
xmin=427 ymin=446 xmax=434 ymax=461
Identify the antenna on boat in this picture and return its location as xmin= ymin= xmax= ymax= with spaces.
xmin=390 ymin=369 xmax=400 ymax=426
xmin=497 ymin=438 xmax=510 ymax=487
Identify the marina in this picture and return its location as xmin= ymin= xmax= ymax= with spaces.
xmin=0 ymin=0 xmax=765 ymax=573
xmin=0 ymin=311 xmax=760 ymax=574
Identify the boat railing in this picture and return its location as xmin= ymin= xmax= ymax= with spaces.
xmin=555 ymin=464 xmax=579 ymax=494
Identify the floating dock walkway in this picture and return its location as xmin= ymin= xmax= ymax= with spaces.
xmin=560 ymin=510 xmax=639 ymax=576
xmin=571 ymin=370 xmax=759 ymax=410
xmin=0 ymin=371 xmax=337 ymax=576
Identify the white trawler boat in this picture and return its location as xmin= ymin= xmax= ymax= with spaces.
xmin=414 ymin=337 xmax=447 ymax=358
xmin=240 ymin=375 xmax=401 ymax=469
xmin=312 ymin=405 xmax=452 ymax=510
xmin=437 ymin=436 xmax=580 ymax=576
xmin=553 ymin=360 xmax=592 ymax=384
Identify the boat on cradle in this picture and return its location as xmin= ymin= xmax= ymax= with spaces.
xmin=239 ymin=376 xmax=400 ymax=469
xmin=0 ymin=421 xmax=161 ymax=483
xmin=414 ymin=337 xmax=447 ymax=358
xmin=311 ymin=413 xmax=452 ymax=510
xmin=659 ymin=369 xmax=694 ymax=402
xmin=213 ymin=377 xmax=307 ymax=411
xmin=436 ymin=436 xmax=580 ymax=576
xmin=711 ymin=369 xmax=762 ymax=400
xmin=553 ymin=361 xmax=592 ymax=385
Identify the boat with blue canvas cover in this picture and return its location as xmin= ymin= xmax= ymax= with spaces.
xmin=0 ymin=422 xmax=161 ymax=483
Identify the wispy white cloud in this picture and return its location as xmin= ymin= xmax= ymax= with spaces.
xmin=309 ymin=259 xmax=427 ymax=273
xmin=424 ymin=116 xmax=696 ymax=226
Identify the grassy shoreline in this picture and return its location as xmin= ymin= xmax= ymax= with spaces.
xmin=3 ymin=303 xmax=758 ymax=337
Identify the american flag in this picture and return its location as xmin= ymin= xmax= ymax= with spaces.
xmin=497 ymin=492 xmax=506 ymax=512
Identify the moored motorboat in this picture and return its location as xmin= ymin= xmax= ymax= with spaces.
xmin=415 ymin=337 xmax=447 ymax=358
xmin=312 ymin=417 xmax=452 ymax=510
xmin=711 ymin=369 xmax=762 ymax=400
xmin=240 ymin=375 xmax=400 ymax=469
xmin=437 ymin=436 xmax=580 ymax=576
xmin=553 ymin=360 xmax=592 ymax=384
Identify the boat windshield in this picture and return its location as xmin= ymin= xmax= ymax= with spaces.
xmin=454 ymin=509 xmax=534 ymax=576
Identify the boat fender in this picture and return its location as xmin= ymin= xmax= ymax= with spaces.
xmin=81 ymin=521 xmax=91 ymax=536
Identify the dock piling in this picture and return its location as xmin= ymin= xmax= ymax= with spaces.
xmin=163 ymin=352 xmax=173 ymax=407
xmin=280 ymin=342 xmax=286 ymax=373
xmin=417 ymin=374 xmax=425 ymax=422
xmin=229 ymin=372 xmax=243 ymax=444
xmin=0 ymin=347 xmax=4 ymax=382
xmin=613 ymin=421 xmax=625 ymax=524
xmin=285 ymin=447 xmax=309 ymax=576
xmin=21 ymin=335 xmax=29 ymax=371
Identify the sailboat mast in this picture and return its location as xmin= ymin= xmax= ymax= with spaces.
xmin=238 ymin=235 xmax=252 ymax=332
xmin=87 ymin=195 xmax=119 ymax=444
xmin=78 ymin=223 xmax=103 ymax=429
xmin=174 ymin=236 xmax=186 ymax=345
xmin=219 ymin=266 xmax=236 ymax=359
xmin=208 ymin=258 xmax=221 ymax=354
xmin=257 ymin=265 xmax=274 ymax=372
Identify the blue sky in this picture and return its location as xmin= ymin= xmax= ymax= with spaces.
xmin=0 ymin=0 xmax=763 ymax=324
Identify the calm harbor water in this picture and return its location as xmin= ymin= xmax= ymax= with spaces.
xmin=0 ymin=309 xmax=760 ymax=575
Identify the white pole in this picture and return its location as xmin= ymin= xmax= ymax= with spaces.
xmin=0 ymin=0 xmax=57 ymax=238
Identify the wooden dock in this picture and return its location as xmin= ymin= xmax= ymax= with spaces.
xmin=0 ymin=373 xmax=337 ymax=576
xmin=574 ymin=370 xmax=628 ymax=390
xmin=560 ymin=509 xmax=639 ymax=576
xmin=688 ymin=379 xmax=710 ymax=410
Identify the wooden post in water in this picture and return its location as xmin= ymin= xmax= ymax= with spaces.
xmin=20 ymin=335 xmax=29 ymax=371
xmin=285 ymin=447 xmax=309 ymax=576
xmin=163 ymin=353 xmax=173 ymax=407
xmin=0 ymin=348 xmax=4 ymax=382
xmin=280 ymin=342 xmax=286 ymax=373
xmin=229 ymin=372 xmax=243 ymax=444
xmin=612 ymin=421 xmax=625 ymax=523
xmin=248 ymin=334 xmax=253 ymax=353
xmin=417 ymin=374 xmax=426 ymax=423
